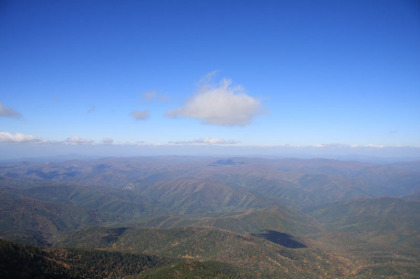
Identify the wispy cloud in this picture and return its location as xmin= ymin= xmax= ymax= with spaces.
xmin=364 ymin=144 xmax=385 ymax=148
xmin=0 ymin=102 xmax=22 ymax=118
xmin=143 ymin=90 xmax=157 ymax=101
xmin=143 ymin=90 xmax=168 ymax=102
xmin=313 ymin=143 xmax=351 ymax=148
xmin=64 ymin=136 xmax=94 ymax=145
xmin=0 ymin=132 xmax=94 ymax=145
xmin=87 ymin=105 xmax=96 ymax=114
xmin=166 ymin=76 xmax=266 ymax=126
xmin=0 ymin=132 xmax=43 ymax=143
xmin=170 ymin=137 xmax=239 ymax=145
xmin=0 ymin=132 xmax=116 ymax=146
xmin=131 ymin=110 xmax=150 ymax=120
xmin=314 ymin=143 xmax=386 ymax=149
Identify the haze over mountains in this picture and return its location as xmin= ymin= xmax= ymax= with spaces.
xmin=0 ymin=156 xmax=419 ymax=278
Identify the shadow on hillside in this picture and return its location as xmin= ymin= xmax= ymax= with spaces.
xmin=101 ymin=227 xmax=129 ymax=242
xmin=252 ymin=230 xmax=307 ymax=248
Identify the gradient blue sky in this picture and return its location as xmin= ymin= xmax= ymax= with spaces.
xmin=1 ymin=0 xmax=420 ymax=159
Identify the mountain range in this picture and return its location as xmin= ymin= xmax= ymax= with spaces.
xmin=0 ymin=156 xmax=419 ymax=278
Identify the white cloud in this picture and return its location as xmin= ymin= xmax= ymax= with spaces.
xmin=0 ymin=102 xmax=22 ymax=118
xmin=131 ymin=110 xmax=150 ymax=120
xmin=166 ymin=77 xmax=266 ymax=126
xmin=0 ymin=132 xmax=43 ymax=143
xmin=65 ymin=136 xmax=94 ymax=145
xmin=170 ymin=137 xmax=239 ymax=145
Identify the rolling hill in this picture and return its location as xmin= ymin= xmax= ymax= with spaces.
xmin=0 ymin=156 xmax=419 ymax=277
xmin=0 ymin=238 xmax=169 ymax=279
xmin=304 ymin=197 xmax=420 ymax=248
xmin=58 ymin=226 xmax=354 ymax=278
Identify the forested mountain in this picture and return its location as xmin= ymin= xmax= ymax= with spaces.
xmin=0 ymin=157 xmax=419 ymax=278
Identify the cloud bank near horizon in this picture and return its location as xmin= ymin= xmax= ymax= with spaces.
xmin=64 ymin=136 xmax=94 ymax=145
xmin=0 ymin=132 xmax=43 ymax=143
xmin=170 ymin=137 xmax=240 ymax=145
xmin=0 ymin=132 xmax=97 ymax=145
xmin=1 ymin=131 xmax=418 ymax=150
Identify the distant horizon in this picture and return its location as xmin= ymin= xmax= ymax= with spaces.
xmin=1 ymin=143 xmax=420 ymax=163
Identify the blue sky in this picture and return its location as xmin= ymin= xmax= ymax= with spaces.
xmin=1 ymin=0 xmax=420 ymax=159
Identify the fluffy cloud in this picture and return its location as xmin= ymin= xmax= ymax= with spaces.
xmin=0 ymin=132 xmax=43 ymax=143
xmin=131 ymin=110 xmax=150 ymax=120
xmin=170 ymin=137 xmax=239 ymax=145
xmin=0 ymin=102 xmax=22 ymax=118
xmin=65 ymin=136 xmax=94 ymax=145
xmin=166 ymin=78 xmax=265 ymax=126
